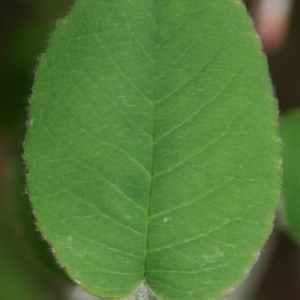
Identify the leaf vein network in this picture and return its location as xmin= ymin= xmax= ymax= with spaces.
xmin=91 ymin=32 xmax=152 ymax=105
xmin=65 ymin=189 xmax=144 ymax=236
xmin=74 ymin=232 xmax=142 ymax=258
xmin=154 ymin=47 xmax=222 ymax=105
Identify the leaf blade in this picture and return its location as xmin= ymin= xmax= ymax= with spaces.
xmin=25 ymin=0 xmax=280 ymax=299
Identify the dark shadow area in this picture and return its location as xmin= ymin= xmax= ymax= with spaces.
xmin=0 ymin=1 xmax=75 ymax=299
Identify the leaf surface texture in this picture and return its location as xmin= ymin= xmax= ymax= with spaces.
xmin=26 ymin=0 xmax=280 ymax=299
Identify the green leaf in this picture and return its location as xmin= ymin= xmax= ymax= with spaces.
xmin=280 ymin=109 xmax=300 ymax=241
xmin=25 ymin=0 xmax=280 ymax=299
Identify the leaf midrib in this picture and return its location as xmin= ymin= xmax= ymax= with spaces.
xmin=143 ymin=1 xmax=158 ymax=279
